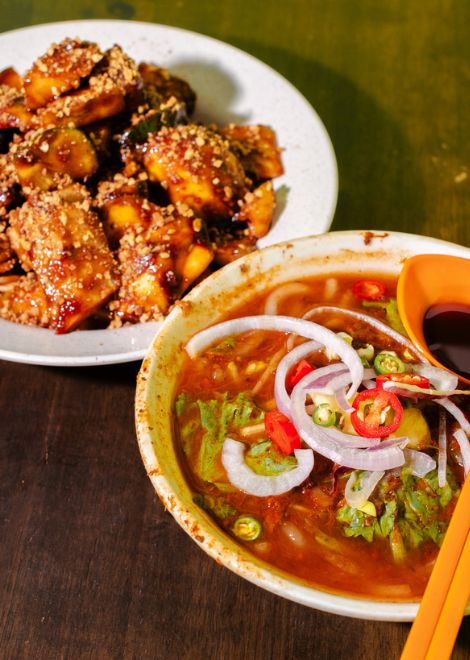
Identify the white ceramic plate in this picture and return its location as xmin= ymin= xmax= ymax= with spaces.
xmin=0 ymin=19 xmax=338 ymax=367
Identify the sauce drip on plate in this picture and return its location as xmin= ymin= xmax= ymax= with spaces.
xmin=423 ymin=303 xmax=470 ymax=380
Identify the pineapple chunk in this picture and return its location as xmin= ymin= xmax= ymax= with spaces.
xmin=238 ymin=181 xmax=275 ymax=238
xmin=14 ymin=128 xmax=98 ymax=191
xmin=0 ymin=67 xmax=22 ymax=90
xmin=143 ymin=124 xmax=247 ymax=219
xmin=23 ymin=38 xmax=103 ymax=110
xmin=8 ymin=185 xmax=119 ymax=333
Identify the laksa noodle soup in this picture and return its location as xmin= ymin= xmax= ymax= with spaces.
xmin=173 ymin=273 xmax=469 ymax=601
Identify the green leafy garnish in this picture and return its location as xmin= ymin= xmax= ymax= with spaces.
xmin=194 ymin=493 xmax=237 ymax=521
xmin=336 ymin=467 xmax=460 ymax=557
xmin=209 ymin=337 xmax=236 ymax=353
xmin=183 ymin=392 xmax=264 ymax=484
xmin=336 ymin=506 xmax=376 ymax=542
xmin=245 ymin=440 xmax=297 ymax=476
xmin=363 ymin=298 xmax=407 ymax=335
xmin=127 ymin=109 xmax=178 ymax=144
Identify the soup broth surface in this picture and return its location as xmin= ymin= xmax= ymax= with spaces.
xmin=174 ymin=273 xmax=464 ymax=600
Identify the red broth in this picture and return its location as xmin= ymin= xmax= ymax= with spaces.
xmin=174 ymin=274 xmax=463 ymax=601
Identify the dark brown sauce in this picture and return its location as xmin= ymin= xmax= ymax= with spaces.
xmin=423 ymin=303 xmax=470 ymax=380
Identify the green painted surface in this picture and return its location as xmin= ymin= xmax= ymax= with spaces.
xmin=0 ymin=0 xmax=468 ymax=244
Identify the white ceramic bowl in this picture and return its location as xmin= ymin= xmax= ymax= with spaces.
xmin=135 ymin=230 xmax=470 ymax=621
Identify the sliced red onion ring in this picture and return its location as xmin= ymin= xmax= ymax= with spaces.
xmin=363 ymin=368 xmax=376 ymax=380
xmin=345 ymin=469 xmax=385 ymax=508
xmin=290 ymin=378 xmax=405 ymax=470
xmin=438 ymin=409 xmax=447 ymax=487
xmin=186 ymin=315 xmax=364 ymax=399
xmin=412 ymin=364 xmax=458 ymax=392
xmin=335 ymin=387 xmax=354 ymax=414
xmin=366 ymin=436 xmax=409 ymax=451
xmin=302 ymin=305 xmax=427 ymax=361
xmin=362 ymin=380 xmax=377 ymax=390
xmin=263 ymin=283 xmax=312 ymax=316
xmin=319 ymin=426 xmax=381 ymax=448
xmin=452 ymin=429 xmax=470 ymax=477
xmin=304 ymin=368 xmax=354 ymax=414
xmin=274 ymin=340 xmax=323 ymax=417
xmin=404 ymin=449 xmax=436 ymax=477
xmin=436 ymin=398 xmax=470 ymax=435
xmin=304 ymin=365 xmax=348 ymax=392
xmin=221 ymin=438 xmax=314 ymax=496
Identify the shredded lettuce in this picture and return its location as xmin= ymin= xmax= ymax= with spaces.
xmin=245 ymin=440 xmax=297 ymax=476
xmin=336 ymin=467 xmax=460 ymax=556
xmin=336 ymin=506 xmax=376 ymax=542
xmin=179 ymin=392 xmax=264 ymax=484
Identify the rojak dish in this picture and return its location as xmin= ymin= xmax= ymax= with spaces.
xmin=174 ymin=273 xmax=469 ymax=600
xmin=0 ymin=38 xmax=283 ymax=333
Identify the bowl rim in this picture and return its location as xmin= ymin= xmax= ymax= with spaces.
xmin=135 ymin=230 xmax=470 ymax=621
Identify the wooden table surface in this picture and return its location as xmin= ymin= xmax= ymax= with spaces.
xmin=1 ymin=1 xmax=469 ymax=658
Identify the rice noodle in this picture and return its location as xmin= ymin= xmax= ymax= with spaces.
xmin=239 ymin=422 xmax=266 ymax=438
xmin=251 ymin=347 xmax=286 ymax=396
xmin=221 ymin=438 xmax=314 ymax=496
xmin=186 ymin=315 xmax=364 ymax=400
xmin=323 ymin=277 xmax=338 ymax=300
xmin=263 ymin=283 xmax=312 ymax=316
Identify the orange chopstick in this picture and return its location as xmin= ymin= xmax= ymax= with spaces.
xmin=426 ymin=531 xmax=470 ymax=659
xmin=400 ymin=474 xmax=470 ymax=660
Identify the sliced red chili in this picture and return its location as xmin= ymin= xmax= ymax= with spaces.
xmin=264 ymin=410 xmax=301 ymax=455
xmin=352 ymin=279 xmax=387 ymax=301
xmin=376 ymin=373 xmax=430 ymax=389
xmin=350 ymin=388 xmax=403 ymax=438
xmin=286 ymin=359 xmax=314 ymax=391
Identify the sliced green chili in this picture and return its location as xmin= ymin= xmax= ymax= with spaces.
xmin=374 ymin=350 xmax=405 ymax=375
xmin=312 ymin=403 xmax=337 ymax=427
xmin=232 ymin=515 xmax=262 ymax=541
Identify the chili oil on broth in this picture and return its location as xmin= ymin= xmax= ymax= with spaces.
xmin=173 ymin=272 xmax=455 ymax=601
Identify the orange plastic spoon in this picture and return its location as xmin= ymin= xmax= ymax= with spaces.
xmin=397 ymin=254 xmax=470 ymax=385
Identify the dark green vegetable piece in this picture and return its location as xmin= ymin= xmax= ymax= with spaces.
xmin=194 ymin=493 xmax=237 ymax=521
xmin=363 ymin=298 xmax=407 ymax=335
xmin=127 ymin=108 xmax=183 ymax=144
